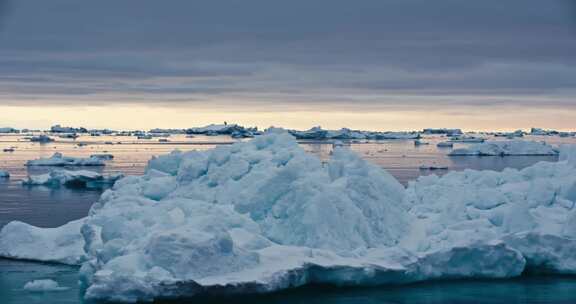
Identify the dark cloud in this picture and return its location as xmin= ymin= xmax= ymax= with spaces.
xmin=0 ymin=0 xmax=575 ymax=108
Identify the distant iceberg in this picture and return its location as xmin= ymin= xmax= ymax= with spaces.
xmin=1 ymin=132 xmax=576 ymax=302
xmin=422 ymin=128 xmax=463 ymax=136
xmin=29 ymin=135 xmax=55 ymax=143
xmin=90 ymin=154 xmax=114 ymax=160
xmin=449 ymin=140 xmax=559 ymax=156
xmin=26 ymin=153 xmax=106 ymax=166
xmin=0 ymin=127 xmax=19 ymax=133
xmin=0 ymin=170 xmax=9 ymax=179
xmin=23 ymin=169 xmax=123 ymax=189
xmin=288 ymin=126 xmax=420 ymax=140
xmin=186 ymin=124 xmax=259 ymax=138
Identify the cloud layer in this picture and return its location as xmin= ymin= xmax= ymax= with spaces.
xmin=0 ymin=0 xmax=575 ymax=112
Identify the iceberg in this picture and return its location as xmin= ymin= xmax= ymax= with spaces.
xmin=0 ymin=170 xmax=9 ymax=178
xmin=0 ymin=127 xmax=19 ymax=133
xmin=29 ymin=135 xmax=54 ymax=143
xmin=449 ymin=140 xmax=559 ymax=156
xmin=436 ymin=141 xmax=454 ymax=148
xmin=186 ymin=124 xmax=259 ymax=137
xmin=50 ymin=124 xmax=88 ymax=133
xmin=1 ymin=131 xmax=576 ymax=302
xmin=23 ymin=169 xmax=123 ymax=189
xmin=0 ymin=219 xmax=86 ymax=265
xmin=90 ymin=154 xmax=114 ymax=160
xmin=422 ymin=128 xmax=463 ymax=136
xmin=23 ymin=279 xmax=69 ymax=292
xmin=289 ymin=126 xmax=420 ymax=140
xmin=26 ymin=153 xmax=106 ymax=166
xmin=448 ymin=136 xmax=485 ymax=143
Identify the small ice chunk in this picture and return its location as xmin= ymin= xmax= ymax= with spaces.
xmin=23 ymin=279 xmax=69 ymax=292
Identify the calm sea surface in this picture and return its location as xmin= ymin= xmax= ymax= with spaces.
xmin=1 ymin=133 xmax=575 ymax=303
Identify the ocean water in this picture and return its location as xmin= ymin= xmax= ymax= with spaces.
xmin=1 ymin=133 xmax=575 ymax=303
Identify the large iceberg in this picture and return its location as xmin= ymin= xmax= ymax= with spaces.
xmin=450 ymin=140 xmax=559 ymax=156
xmin=1 ymin=132 xmax=576 ymax=302
xmin=26 ymin=153 xmax=106 ymax=166
xmin=23 ymin=170 xmax=123 ymax=189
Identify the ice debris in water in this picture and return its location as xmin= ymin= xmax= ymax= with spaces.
xmin=1 ymin=130 xmax=576 ymax=302
xmin=26 ymin=152 xmax=106 ymax=166
xmin=23 ymin=279 xmax=69 ymax=292
xmin=449 ymin=140 xmax=558 ymax=156
xmin=23 ymin=170 xmax=123 ymax=189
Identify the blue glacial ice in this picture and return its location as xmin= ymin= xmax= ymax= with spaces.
xmin=1 ymin=131 xmax=576 ymax=302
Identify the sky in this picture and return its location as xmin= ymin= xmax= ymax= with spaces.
xmin=0 ymin=0 xmax=575 ymax=131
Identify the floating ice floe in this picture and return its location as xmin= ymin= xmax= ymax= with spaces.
xmin=419 ymin=165 xmax=448 ymax=170
xmin=90 ymin=154 xmax=114 ymax=160
xmin=0 ymin=170 xmax=9 ymax=178
xmin=23 ymin=170 xmax=123 ymax=189
xmin=449 ymin=140 xmax=559 ymax=156
xmin=289 ymin=126 xmax=420 ymax=140
xmin=422 ymin=128 xmax=463 ymax=136
xmin=0 ymin=127 xmax=19 ymax=133
xmin=448 ymin=136 xmax=485 ymax=143
xmin=1 ymin=132 xmax=576 ymax=302
xmin=186 ymin=124 xmax=259 ymax=138
xmin=436 ymin=141 xmax=454 ymax=148
xmin=30 ymin=135 xmax=54 ymax=143
xmin=0 ymin=219 xmax=86 ymax=264
xmin=23 ymin=279 xmax=69 ymax=292
xmin=26 ymin=153 xmax=106 ymax=166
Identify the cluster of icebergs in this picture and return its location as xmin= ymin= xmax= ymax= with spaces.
xmin=26 ymin=153 xmax=106 ymax=167
xmin=288 ymin=126 xmax=420 ymax=140
xmin=186 ymin=124 xmax=260 ymax=138
xmin=1 ymin=131 xmax=576 ymax=302
xmin=450 ymin=140 xmax=559 ymax=156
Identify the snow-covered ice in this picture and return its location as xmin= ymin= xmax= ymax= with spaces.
xmin=23 ymin=170 xmax=123 ymax=189
xmin=26 ymin=153 xmax=106 ymax=166
xmin=23 ymin=279 xmax=69 ymax=292
xmin=449 ymin=140 xmax=559 ymax=156
xmin=1 ymin=131 xmax=576 ymax=302
xmin=0 ymin=219 xmax=86 ymax=265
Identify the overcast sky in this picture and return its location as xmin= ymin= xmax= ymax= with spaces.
xmin=0 ymin=0 xmax=575 ymax=130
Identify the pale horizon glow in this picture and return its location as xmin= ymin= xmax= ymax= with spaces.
xmin=1 ymin=103 xmax=574 ymax=132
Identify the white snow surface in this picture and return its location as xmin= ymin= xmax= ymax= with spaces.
xmin=1 ymin=131 xmax=576 ymax=302
xmin=0 ymin=219 xmax=86 ymax=265
xmin=23 ymin=279 xmax=69 ymax=292
xmin=23 ymin=169 xmax=123 ymax=189
xmin=26 ymin=152 xmax=106 ymax=166
xmin=450 ymin=140 xmax=559 ymax=156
